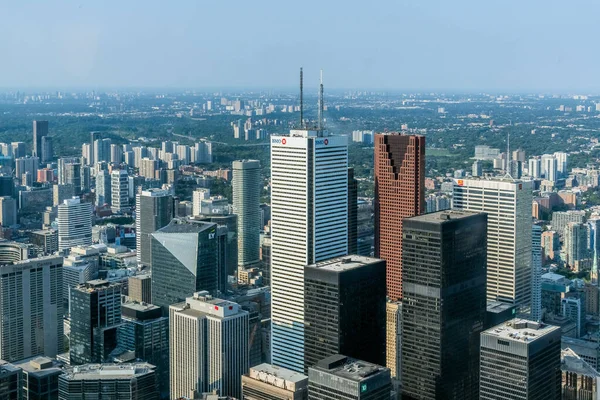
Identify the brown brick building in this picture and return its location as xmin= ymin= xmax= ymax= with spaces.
xmin=374 ymin=133 xmax=425 ymax=301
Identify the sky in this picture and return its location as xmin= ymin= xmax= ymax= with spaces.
xmin=1 ymin=0 xmax=599 ymax=92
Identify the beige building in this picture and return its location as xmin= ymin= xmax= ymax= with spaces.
xmin=241 ymin=363 xmax=308 ymax=399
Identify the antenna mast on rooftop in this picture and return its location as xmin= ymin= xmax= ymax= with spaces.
xmin=318 ymin=70 xmax=324 ymax=131
xmin=300 ymin=67 xmax=304 ymax=128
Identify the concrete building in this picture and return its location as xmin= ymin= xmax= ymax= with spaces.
xmin=111 ymin=169 xmax=129 ymax=213
xmin=136 ymin=189 xmax=174 ymax=268
xmin=385 ymin=302 xmax=401 ymax=383
xmin=480 ymin=319 xmax=561 ymax=399
xmin=528 ymin=157 xmax=541 ymax=178
xmin=232 ymin=160 xmax=261 ymax=267
xmin=270 ymin=129 xmax=348 ymax=372
xmin=453 ymin=177 xmax=533 ymax=307
xmin=69 ymin=280 xmax=122 ymax=365
xmin=307 ymin=354 xmax=393 ymax=400
xmin=0 ymin=360 xmax=21 ymax=398
xmin=0 ymin=256 xmax=64 ymax=361
xmin=15 ymin=156 xmax=39 ymax=182
xmin=151 ymin=218 xmax=218 ymax=315
xmin=531 ymin=224 xmax=542 ymax=321
xmin=561 ymin=348 xmax=600 ymax=400
xmin=0 ymin=196 xmax=17 ymax=227
xmin=401 ymin=211 xmax=487 ymax=400
xmin=13 ymin=356 xmax=64 ymax=400
xmin=41 ymin=135 xmax=53 ymax=163
xmin=170 ymin=292 xmax=249 ymax=399
xmin=303 ymin=256 xmax=386 ymax=373
xmin=58 ymin=363 xmax=158 ymax=399
xmin=58 ymin=197 xmax=92 ymax=251
xmin=33 ymin=120 xmax=48 ymax=159
xmin=242 ymin=363 xmax=308 ymax=400
xmin=128 ymin=274 xmax=152 ymax=303
xmin=95 ymin=169 xmax=111 ymax=206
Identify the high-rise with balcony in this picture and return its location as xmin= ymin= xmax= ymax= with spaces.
xmin=232 ymin=160 xmax=261 ymax=267
xmin=401 ymin=211 xmax=487 ymax=400
xmin=270 ymin=129 xmax=348 ymax=373
xmin=136 ymin=189 xmax=174 ymax=268
xmin=110 ymin=169 xmax=129 ymax=213
xmin=374 ymin=133 xmax=425 ymax=301
xmin=453 ymin=177 xmax=533 ymax=306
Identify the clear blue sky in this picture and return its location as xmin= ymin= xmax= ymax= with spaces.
xmin=1 ymin=0 xmax=598 ymax=91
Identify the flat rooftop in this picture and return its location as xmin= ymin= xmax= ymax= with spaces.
xmin=12 ymin=356 xmax=63 ymax=376
xmin=122 ymin=301 xmax=160 ymax=312
xmin=408 ymin=210 xmax=482 ymax=224
xmin=249 ymin=363 xmax=307 ymax=384
xmin=487 ymin=301 xmax=516 ymax=314
xmin=483 ymin=319 xmax=560 ymax=343
xmin=308 ymin=255 xmax=382 ymax=272
xmin=313 ymin=354 xmax=387 ymax=382
xmin=62 ymin=363 xmax=155 ymax=381
xmin=156 ymin=218 xmax=215 ymax=234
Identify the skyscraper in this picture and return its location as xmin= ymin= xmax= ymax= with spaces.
xmin=542 ymin=154 xmax=558 ymax=182
xmin=232 ymin=160 xmax=261 ymax=267
xmin=531 ymin=224 xmax=542 ymax=321
xmin=120 ymin=300 xmax=169 ymax=398
xmin=453 ymin=177 xmax=533 ymax=306
xmin=57 ymin=197 xmax=92 ymax=250
xmin=528 ymin=156 xmax=541 ymax=178
xmin=63 ymin=162 xmax=82 ymax=195
xmin=128 ymin=274 xmax=152 ymax=303
xmin=136 ymin=189 xmax=174 ymax=268
xmin=32 ymin=120 xmax=48 ymax=159
xmin=69 ymin=280 xmax=122 ymax=365
xmin=15 ymin=156 xmax=39 ymax=182
xmin=151 ymin=218 xmax=218 ymax=314
xmin=348 ymin=168 xmax=358 ymax=254
xmin=554 ymin=151 xmax=569 ymax=177
xmin=480 ymin=319 xmax=561 ymax=400
xmin=374 ymin=133 xmax=425 ymax=301
xmin=0 ymin=256 xmax=63 ymax=362
xmin=111 ymin=169 xmax=129 ymax=213
xmin=401 ymin=211 xmax=487 ymax=400
xmin=303 ymin=255 xmax=386 ymax=372
xmin=89 ymin=132 xmax=100 ymax=165
xmin=0 ymin=196 xmax=17 ymax=227
xmin=270 ymin=128 xmax=348 ymax=372
xmin=95 ymin=169 xmax=111 ymax=206
xmin=41 ymin=135 xmax=53 ymax=163
xmin=170 ymin=291 xmax=249 ymax=399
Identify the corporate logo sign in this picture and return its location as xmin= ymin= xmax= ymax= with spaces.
xmin=315 ymin=138 xmax=329 ymax=146
xmin=271 ymin=138 xmax=287 ymax=145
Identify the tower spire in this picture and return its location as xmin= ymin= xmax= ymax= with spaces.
xmin=300 ymin=67 xmax=304 ymax=128
xmin=318 ymin=69 xmax=324 ymax=131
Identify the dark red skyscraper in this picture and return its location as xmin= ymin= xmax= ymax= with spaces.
xmin=375 ymin=133 xmax=425 ymax=301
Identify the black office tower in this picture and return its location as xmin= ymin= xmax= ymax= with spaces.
xmin=401 ymin=211 xmax=487 ymax=400
xmin=32 ymin=120 xmax=48 ymax=158
xmin=69 ymin=280 xmax=122 ymax=365
xmin=304 ymin=255 xmax=386 ymax=373
xmin=348 ymin=168 xmax=358 ymax=255
xmin=150 ymin=218 xmax=218 ymax=315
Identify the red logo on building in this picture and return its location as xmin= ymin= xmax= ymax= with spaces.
xmin=282 ymin=138 xmax=287 ymax=145
xmin=457 ymin=179 xmax=464 ymax=186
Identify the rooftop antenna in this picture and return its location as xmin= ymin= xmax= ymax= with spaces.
xmin=300 ymin=67 xmax=304 ymax=128
xmin=318 ymin=69 xmax=324 ymax=131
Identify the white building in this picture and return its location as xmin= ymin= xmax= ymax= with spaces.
xmin=270 ymin=129 xmax=348 ymax=372
xmin=232 ymin=160 xmax=261 ymax=267
xmin=554 ymin=152 xmax=569 ymax=177
xmin=111 ymin=169 xmax=129 ymax=213
xmin=170 ymin=291 xmax=248 ymax=399
xmin=58 ymin=197 xmax=92 ymax=250
xmin=453 ymin=177 xmax=533 ymax=306
xmin=192 ymin=188 xmax=212 ymax=216
xmin=528 ymin=157 xmax=541 ymax=178
xmin=195 ymin=141 xmax=213 ymax=164
xmin=95 ymin=169 xmax=111 ymax=206
xmin=541 ymin=154 xmax=558 ymax=182
xmin=0 ymin=256 xmax=64 ymax=361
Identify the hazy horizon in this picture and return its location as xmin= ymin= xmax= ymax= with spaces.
xmin=2 ymin=0 xmax=599 ymax=92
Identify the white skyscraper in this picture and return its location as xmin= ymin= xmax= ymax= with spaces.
xmin=232 ymin=160 xmax=261 ymax=267
xmin=58 ymin=197 xmax=92 ymax=250
xmin=270 ymin=129 xmax=348 ymax=372
xmin=528 ymin=157 xmax=541 ymax=178
xmin=0 ymin=256 xmax=64 ymax=362
xmin=541 ymin=154 xmax=558 ymax=182
xmin=170 ymin=292 xmax=248 ymax=399
xmin=553 ymin=151 xmax=568 ymax=177
xmin=531 ymin=224 xmax=542 ymax=321
xmin=111 ymin=169 xmax=129 ymax=213
xmin=453 ymin=177 xmax=533 ymax=306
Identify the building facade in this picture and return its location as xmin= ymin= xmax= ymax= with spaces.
xmin=401 ymin=211 xmax=487 ymax=400
xmin=232 ymin=160 xmax=262 ymax=267
xmin=242 ymin=363 xmax=308 ymax=400
xmin=136 ymin=189 xmax=174 ymax=268
xmin=57 ymin=197 xmax=92 ymax=251
xmin=270 ymin=129 xmax=348 ymax=372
